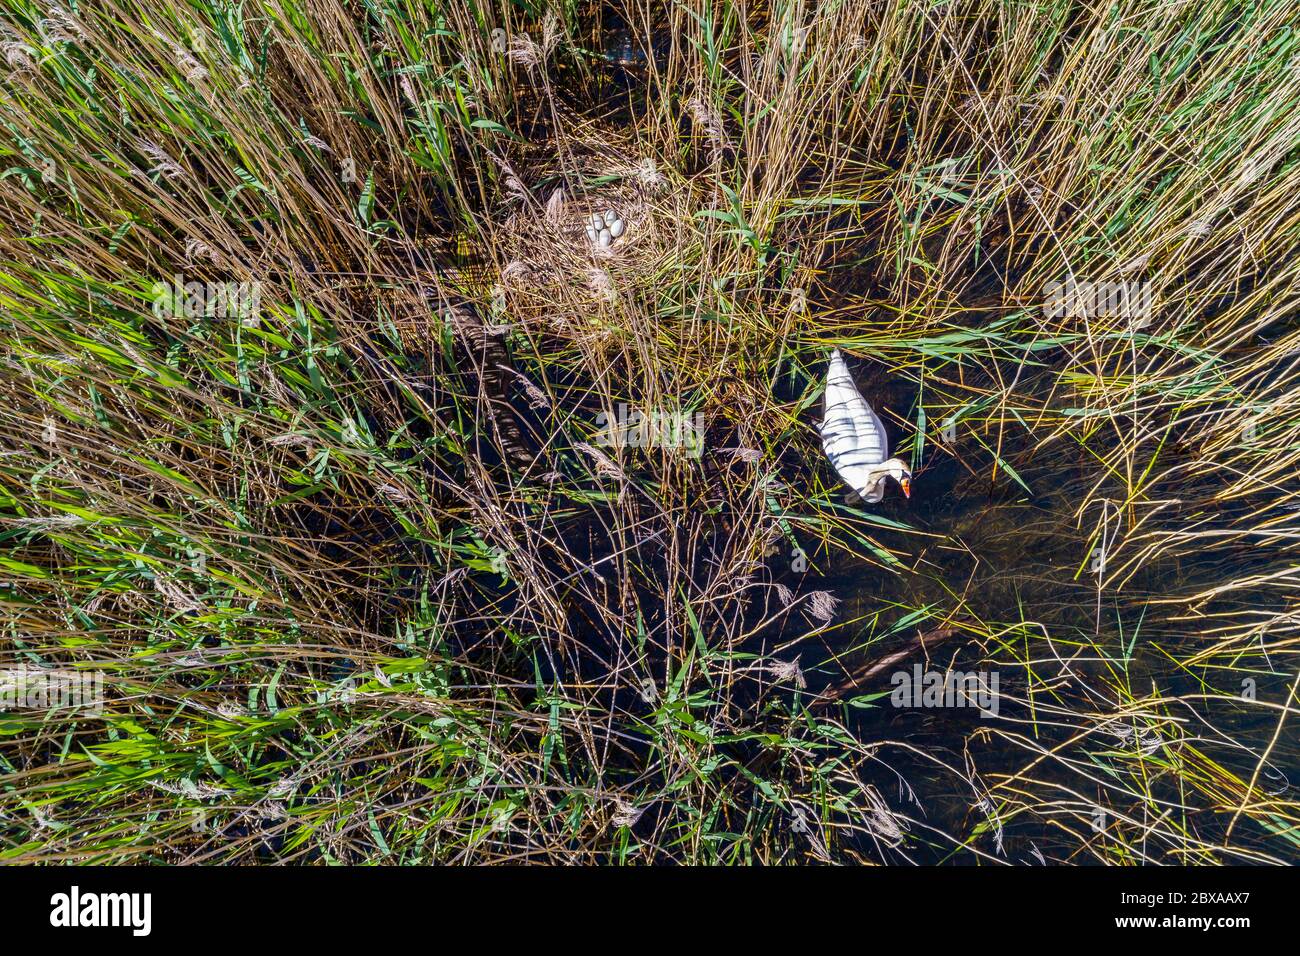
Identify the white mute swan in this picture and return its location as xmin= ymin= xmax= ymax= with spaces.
xmin=821 ymin=349 xmax=911 ymax=503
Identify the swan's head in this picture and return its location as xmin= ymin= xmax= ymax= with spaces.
xmin=880 ymin=457 xmax=912 ymax=499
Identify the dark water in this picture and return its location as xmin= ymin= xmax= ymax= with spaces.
xmin=770 ymin=367 xmax=1300 ymax=863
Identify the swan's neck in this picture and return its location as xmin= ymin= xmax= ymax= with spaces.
xmin=867 ymin=458 xmax=907 ymax=481
xmin=859 ymin=459 xmax=908 ymax=501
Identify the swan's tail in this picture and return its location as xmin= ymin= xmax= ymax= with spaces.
xmin=827 ymin=348 xmax=856 ymax=387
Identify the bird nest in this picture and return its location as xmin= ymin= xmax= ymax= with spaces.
xmin=490 ymin=128 xmax=701 ymax=334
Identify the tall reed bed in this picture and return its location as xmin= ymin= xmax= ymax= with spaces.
xmin=0 ymin=0 xmax=1296 ymax=862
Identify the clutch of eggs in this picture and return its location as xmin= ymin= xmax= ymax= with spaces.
xmin=584 ymin=209 xmax=626 ymax=248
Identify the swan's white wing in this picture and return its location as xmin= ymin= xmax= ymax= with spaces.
xmin=820 ymin=349 xmax=889 ymax=491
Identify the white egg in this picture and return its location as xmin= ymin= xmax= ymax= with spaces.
xmin=591 ymin=213 xmax=605 ymax=228
xmin=604 ymin=209 xmax=618 ymax=226
xmin=585 ymin=224 xmax=598 ymax=241
xmin=609 ymin=218 xmax=625 ymax=238
xmin=598 ymin=229 xmax=613 ymax=248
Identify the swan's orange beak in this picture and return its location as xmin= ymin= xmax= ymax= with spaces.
xmin=901 ymin=477 xmax=911 ymax=499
